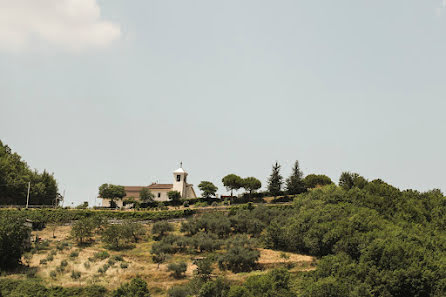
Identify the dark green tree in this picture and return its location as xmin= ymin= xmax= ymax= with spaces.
xmin=194 ymin=257 xmax=214 ymax=280
xmin=0 ymin=140 xmax=59 ymax=206
xmin=139 ymin=188 xmax=154 ymax=203
xmin=339 ymin=172 xmax=368 ymax=190
xmin=198 ymin=181 xmax=218 ymax=199
xmin=112 ymin=277 xmax=151 ymax=297
xmin=285 ymin=161 xmax=306 ymax=195
xmin=168 ymin=191 xmax=181 ymax=204
xmin=267 ymin=162 xmax=283 ymax=198
xmin=98 ymin=184 xmax=126 ymax=207
xmin=0 ymin=216 xmax=30 ymax=269
xmin=242 ymin=177 xmax=262 ymax=198
xmin=167 ymin=262 xmax=187 ymax=278
xmin=303 ymin=174 xmax=333 ymax=189
xmin=222 ymin=174 xmax=244 ymax=196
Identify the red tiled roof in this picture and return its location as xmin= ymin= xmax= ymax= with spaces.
xmin=124 ymin=186 xmax=146 ymax=192
xmin=148 ymin=184 xmax=173 ymax=190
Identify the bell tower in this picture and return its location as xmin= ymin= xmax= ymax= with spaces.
xmin=172 ymin=162 xmax=188 ymax=197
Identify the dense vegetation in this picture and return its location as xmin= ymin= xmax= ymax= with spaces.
xmin=1 ymin=159 xmax=445 ymax=297
xmin=0 ymin=140 xmax=58 ymax=205
xmin=265 ymin=179 xmax=446 ymax=297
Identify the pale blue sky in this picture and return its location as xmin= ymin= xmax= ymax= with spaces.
xmin=1 ymin=0 xmax=446 ymax=205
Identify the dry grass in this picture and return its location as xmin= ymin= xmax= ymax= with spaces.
xmin=13 ymin=223 xmax=315 ymax=297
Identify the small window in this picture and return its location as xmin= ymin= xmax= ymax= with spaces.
xmin=158 ymin=193 xmax=161 ymax=198
xmin=176 ymin=175 xmax=181 ymax=182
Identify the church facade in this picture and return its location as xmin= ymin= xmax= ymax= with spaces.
xmin=101 ymin=165 xmax=197 ymax=207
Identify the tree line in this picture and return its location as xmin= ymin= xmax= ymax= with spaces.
xmin=0 ymin=140 xmax=59 ymax=206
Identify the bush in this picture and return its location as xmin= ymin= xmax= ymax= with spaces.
xmin=0 ymin=216 xmax=30 ymax=269
xmin=112 ymin=277 xmax=151 ymax=297
xmin=218 ymin=236 xmax=260 ymax=273
xmin=70 ymin=251 xmax=79 ymax=258
xmin=39 ymin=259 xmax=47 ymax=265
xmin=56 ymin=242 xmax=69 ymax=251
xmin=60 ymin=260 xmax=68 ymax=267
xmin=194 ymin=257 xmax=213 ymax=280
xmin=98 ymin=264 xmax=110 ymax=274
xmin=93 ymin=251 xmax=110 ymax=260
xmin=113 ymin=255 xmax=124 ymax=262
xmin=84 ymin=262 xmax=91 ymax=270
xmin=167 ymin=262 xmax=187 ymax=279
xmin=168 ymin=285 xmax=191 ymax=297
xmin=198 ymin=278 xmax=230 ymax=297
xmin=71 ymin=270 xmax=81 ymax=280
xmin=151 ymin=221 xmax=174 ymax=239
xmin=49 ymin=271 xmax=57 ymax=279
xmin=120 ymin=262 xmax=129 ymax=269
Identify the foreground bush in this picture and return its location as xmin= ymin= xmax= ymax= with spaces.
xmin=0 ymin=216 xmax=30 ymax=269
xmin=218 ymin=236 xmax=260 ymax=273
xmin=0 ymin=279 xmax=107 ymax=297
xmin=112 ymin=277 xmax=151 ymax=297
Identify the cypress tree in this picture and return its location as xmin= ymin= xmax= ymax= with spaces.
xmin=285 ymin=161 xmax=306 ymax=195
xmin=267 ymin=162 xmax=283 ymax=198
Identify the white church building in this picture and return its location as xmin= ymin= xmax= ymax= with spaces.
xmin=101 ymin=164 xmax=197 ymax=207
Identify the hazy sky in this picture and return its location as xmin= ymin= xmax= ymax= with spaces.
xmin=1 ymin=0 xmax=446 ymax=206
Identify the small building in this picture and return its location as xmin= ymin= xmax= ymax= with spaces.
xmin=101 ymin=164 xmax=197 ymax=207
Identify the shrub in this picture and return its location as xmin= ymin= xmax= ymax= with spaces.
xmin=112 ymin=277 xmax=151 ymax=297
xmin=218 ymin=236 xmax=260 ymax=273
xmin=98 ymin=264 xmax=110 ymax=274
xmin=56 ymin=242 xmax=69 ymax=251
xmin=194 ymin=257 xmax=213 ymax=280
xmin=71 ymin=270 xmax=81 ymax=280
xmin=167 ymin=262 xmax=187 ymax=279
xmin=70 ymin=251 xmax=79 ymax=258
xmin=151 ymin=221 xmax=174 ymax=239
xmin=108 ymin=258 xmax=116 ymax=266
xmin=227 ymin=286 xmax=254 ymax=297
xmin=94 ymin=251 xmax=110 ymax=260
xmin=40 ymin=259 xmax=47 ymax=265
xmin=113 ymin=255 xmax=124 ymax=262
xmin=198 ymin=277 xmax=230 ymax=297
xmin=120 ymin=262 xmax=129 ymax=269
xmin=49 ymin=271 xmax=57 ymax=279
xmin=168 ymin=285 xmax=191 ymax=297
xmin=84 ymin=262 xmax=91 ymax=270
xmin=46 ymin=254 xmax=54 ymax=262
xmin=0 ymin=216 xmax=30 ymax=269
xmin=60 ymin=260 xmax=68 ymax=267
xmin=56 ymin=266 xmax=65 ymax=273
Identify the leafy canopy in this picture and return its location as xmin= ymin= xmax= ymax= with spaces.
xmin=198 ymin=181 xmax=218 ymax=199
